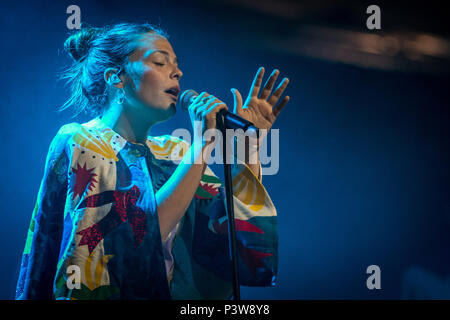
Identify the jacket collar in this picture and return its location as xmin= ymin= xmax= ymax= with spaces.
xmin=83 ymin=116 xmax=153 ymax=158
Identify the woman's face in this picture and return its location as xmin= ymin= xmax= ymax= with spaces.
xmin=123 ymin=33 xmax=183 ymax=121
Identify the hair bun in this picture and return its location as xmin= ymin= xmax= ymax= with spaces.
xmin=64 ymin=25 xmax=102 ymax=62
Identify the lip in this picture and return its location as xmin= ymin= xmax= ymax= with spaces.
xmin=165 ymin=85 xmax=180 ymax=97
xmin=166 ymin=92 xmax=178 ymax=100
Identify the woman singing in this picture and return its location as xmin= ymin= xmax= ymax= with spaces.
xmin=15 ymin=22 xmax=290 ymax=300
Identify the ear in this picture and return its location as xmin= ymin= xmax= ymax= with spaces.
xmin=104 ymin=67 xmax=123 ymax=88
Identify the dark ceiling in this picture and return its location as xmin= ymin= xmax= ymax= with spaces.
xmin=192 ymin=0 xmax=450 ymax=75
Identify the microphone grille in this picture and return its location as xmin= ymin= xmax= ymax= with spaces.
xmin=179 ymin=89 xmax=198 ymax=111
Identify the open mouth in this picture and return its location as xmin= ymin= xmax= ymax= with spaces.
xmin=164 ymin=86 xmax=180 ymax=100
xmin=166 ymin=92 xmax=178 ymax=100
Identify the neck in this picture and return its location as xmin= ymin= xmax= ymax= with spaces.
xmin=100 ymin=103 xmax=155 ymax=144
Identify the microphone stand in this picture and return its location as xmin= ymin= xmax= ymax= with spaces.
xmin=216 ymin=110 xmax=259 ymax=301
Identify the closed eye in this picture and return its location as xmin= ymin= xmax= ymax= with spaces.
xmin=154 ymin=62 xmax=165 ymax=66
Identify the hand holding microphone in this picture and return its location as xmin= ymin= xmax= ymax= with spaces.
xmin=181 ymin=91 xmax=229 ymax=147
xmin=179 ymin=67 xmax=290 ymax=145
xmin=178 ymin=66 xmax=290 ymax=167
xmin=179 ymin=89 xmax=260 ymax=144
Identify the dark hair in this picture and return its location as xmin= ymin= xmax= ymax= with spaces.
xmin=59 ymin=22 xmax=169 ymax=117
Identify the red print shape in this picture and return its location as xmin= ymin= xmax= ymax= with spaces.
xmin=76 ymin=185 xmax=147 ymax=254
xmin=72 ymin=162 xmax=97 ymax=199
xmin=212 ymin=219 xmax=272 ymax=275
xmin=194 ymin=182 xmax=220 ymax=199
xmin=213 ymin=219 xmax=264 ymax=234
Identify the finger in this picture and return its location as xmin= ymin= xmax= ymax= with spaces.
xmin=204 ymin=102 xmax=227 ymax=117
xmin=249 ymin=67 xmax=265 ymax=98
xmin=273 ymin=96 xmax=290 ymax=118
xmin=268 ymin=77 xmax=289 ymax=106
xmin=192 ymin=92 xmax=211 ymax=103
xmin=191 ymin=96 xmax=206 ymax=116
xmin=231 ymin=88 xmax=243 ymax=114
xmin=204 ymin=103 xmax=228 ymax=131
xmin=194 ymin=95 xmax=216 ymax=114
xmin=195 ymin=96 xmax=217 ymax=117
xmin=260 ymin=69 xmax=280 ymax=100
xmin=200 ymin=94 xmax=217 ymax=106
xmin=190 ymin=92 xmax=209 ymax=113
xmin=192 ymin=91 xmax=209 ymax=105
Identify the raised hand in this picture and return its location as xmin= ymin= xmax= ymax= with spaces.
xmin=231 ymin=67 xmax=290 ymax=133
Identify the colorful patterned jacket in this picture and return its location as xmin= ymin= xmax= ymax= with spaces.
xmin=15 ymin=117 xmax=278 ymax=299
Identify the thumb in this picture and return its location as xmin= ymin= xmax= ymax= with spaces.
xmin=231 ymin=88 xmax=243 ymax=114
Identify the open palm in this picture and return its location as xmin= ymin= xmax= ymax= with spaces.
xmin=231 ymin=67 xmax=290 ymax=133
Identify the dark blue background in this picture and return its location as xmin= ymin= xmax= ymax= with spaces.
xmin=1 ymin=0 xmax=449 ymax=299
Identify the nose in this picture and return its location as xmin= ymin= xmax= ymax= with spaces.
xmin=171 ymin=66 xmax=183 ymax=80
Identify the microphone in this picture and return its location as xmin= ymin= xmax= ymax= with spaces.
xmin=178 ymin=89 xmax=260 ymax=136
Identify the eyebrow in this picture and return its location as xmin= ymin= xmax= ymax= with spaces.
xmin=144 ymin=49 xmax=179 ymax=65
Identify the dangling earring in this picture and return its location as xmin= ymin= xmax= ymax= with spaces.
xmin=117 ymin=88 xmax=125 ymax=105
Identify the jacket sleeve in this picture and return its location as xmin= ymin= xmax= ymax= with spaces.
xmin=192 ymin=162 xmax=278 ymax=287
xmin=15 ymin=128 xmax=70 ymax=299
